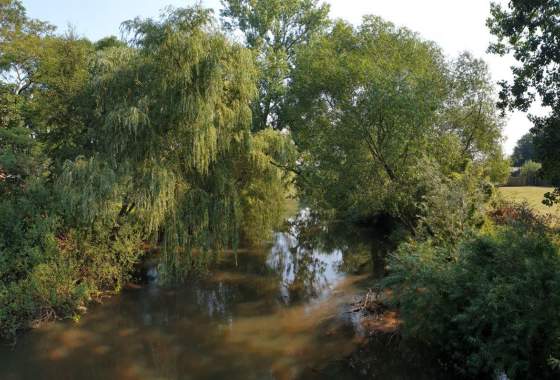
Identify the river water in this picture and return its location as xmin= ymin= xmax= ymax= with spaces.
xmin=0 ymin=215 xmax=442 ymax=380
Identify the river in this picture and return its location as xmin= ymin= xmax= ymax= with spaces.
xmin=0 ymin=213 xmax=443 ymax=380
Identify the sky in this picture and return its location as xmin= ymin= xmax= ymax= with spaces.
xmin=22 ymin=0 xmax=539 ymax=154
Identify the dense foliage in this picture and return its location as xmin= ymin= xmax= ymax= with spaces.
xmin=221 ymin=0 xmax=330 ymax=131
xmin=62 ymin=7 xmax=293 ymax=280
xmin=488 ymin=0 xmax=560 ymax=197
xmin=285 ymin=18 xmax=505 ymax=226
xmin=0 ymin=1 xmax=293 ymax=338
xmin=388 ymin=215 xmax=560 ymax=379
xmin=386 ymin=207 xmax=560 ymax=379
xmin=511 ymin=133 xmax=536 ymax=167
xmin=2 ymin=3 xmax=558 ymax=379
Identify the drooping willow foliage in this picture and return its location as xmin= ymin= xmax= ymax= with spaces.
xmin=61 ymin=7 xmax=295 ymax=280
xmin=0 ymin=1 xmax=299 ymax=337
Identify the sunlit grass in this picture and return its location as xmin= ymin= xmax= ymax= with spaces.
xmin=498 ymin=186 xmax=560 ymax=216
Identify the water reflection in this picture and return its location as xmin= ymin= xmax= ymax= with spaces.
xmin=0 ymin=210 xmax=441 ymax=380
xmin=266 ymin=232 xmax=342 ymax=304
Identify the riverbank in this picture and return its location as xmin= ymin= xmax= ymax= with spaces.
xmin=302 ymin=285 xmax=453 ymax=380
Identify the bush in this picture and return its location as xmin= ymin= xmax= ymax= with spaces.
xmin=385 ymin=224 xmax=560 ymax=379
xmin=0 ymin=184 xmax=144 ymax=340
xmin=415 ymin=163 xmax=491 ymax=245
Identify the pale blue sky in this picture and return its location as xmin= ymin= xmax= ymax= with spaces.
xmin=22 ymin=0 xmax=533 ymax=154
xmin=23 ymin=1 xmax=221 ymax=40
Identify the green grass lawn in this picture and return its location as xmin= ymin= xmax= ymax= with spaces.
xmin=498 ymin=186 xmax=559 ymax=216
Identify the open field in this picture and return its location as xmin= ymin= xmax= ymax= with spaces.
xmin=498 ymin=186 xmax=560 ymax=216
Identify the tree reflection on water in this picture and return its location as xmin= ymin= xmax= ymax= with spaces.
xmin=0 ymin=209 xmax=441 ymax=380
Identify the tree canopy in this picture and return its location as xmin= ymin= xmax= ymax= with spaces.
xmin=511 ymin=133 xmax=536 ymax=167
xmin=0 ymin=2 xmax=295 ymax=337
xmin=62 ymin=6 xmax=295 ymax=279
xmin=488 ymin=0 xmax=560 ymax=195
xmin=285 ymin=17 xmax=504 ymax=226
xmin=221 ymin=0 xmax=330 ymax=131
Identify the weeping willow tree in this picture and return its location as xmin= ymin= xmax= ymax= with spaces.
xmin=62 ymin=6 xmax=294 ymax=281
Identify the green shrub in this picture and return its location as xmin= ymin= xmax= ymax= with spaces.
xmin=415 ymin=163 xmax=490 ymax=245
xmin=385 ymin=224 xmax=560 ymax=379
xmin=0 ymin=184 xmax=144 ymax=340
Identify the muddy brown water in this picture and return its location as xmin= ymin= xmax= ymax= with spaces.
xmin=0 ymin=220 xmax=443 ymax=380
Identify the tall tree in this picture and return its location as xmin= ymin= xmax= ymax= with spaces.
xmin=285 ymin=17 xmax=449 ymax=224
xmin=511 ymin=133 xmax=536 ymax=167
xmin=63 ymin=6 xmax=293 ymax=279
xmin=0 ymin=0 xmax=55 ymax=193
xmin=221 ymin=0 xmax=330 ymax=131
xmin=1 ymin=1 xmax=93 ymax=181
xmin=443 ymin=52 xmax=504 ymax=169
xmin=286 ymin=17 xmax=504 ymax=226
xmin=488 ymin=0 xmax=560 ymax=198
